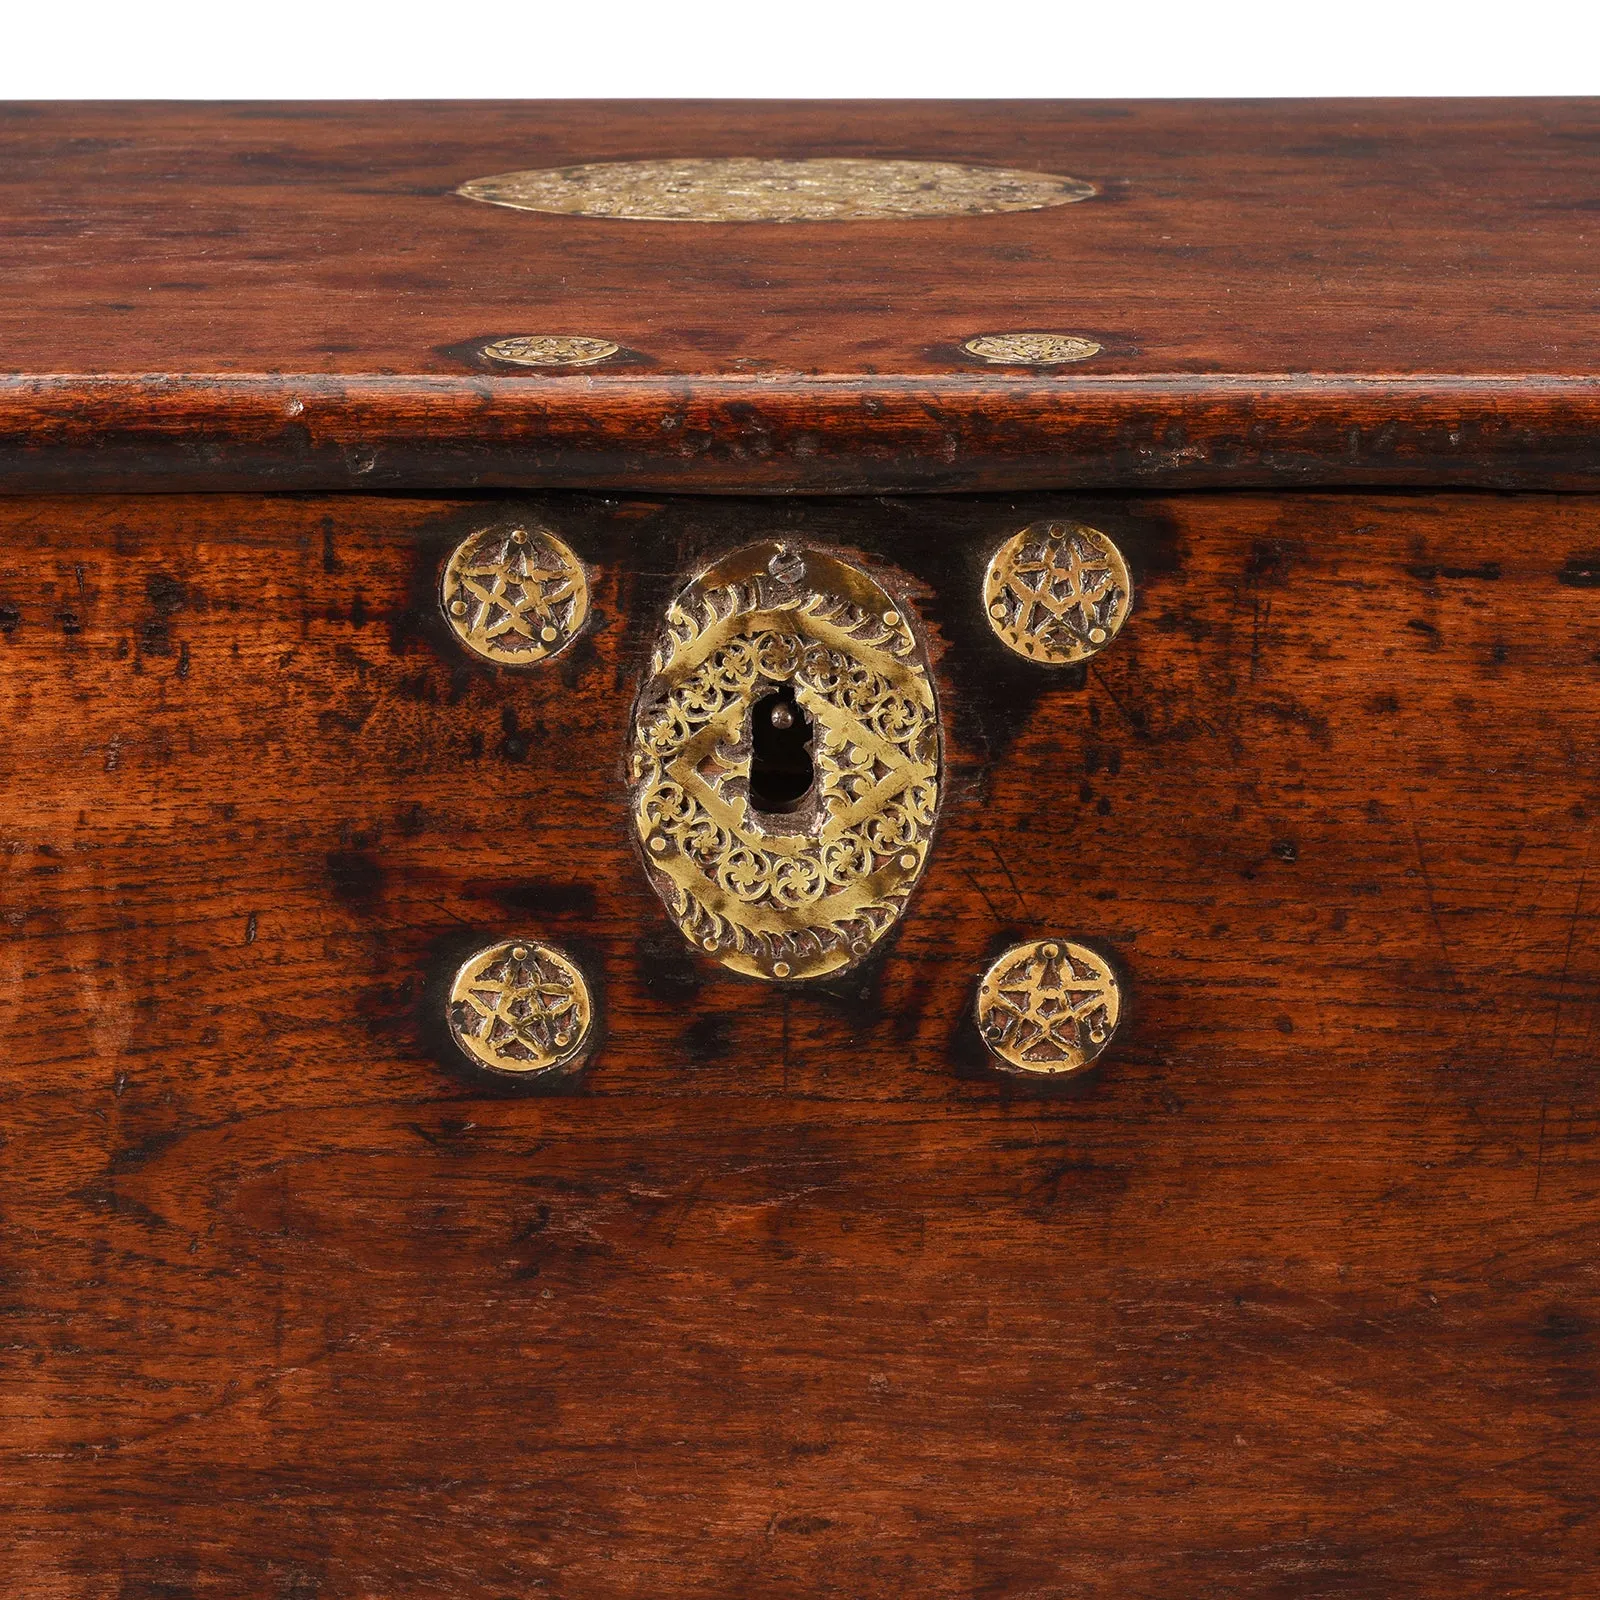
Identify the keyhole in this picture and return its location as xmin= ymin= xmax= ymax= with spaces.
xmin=749 ymin=686 xmax=815 ymax=815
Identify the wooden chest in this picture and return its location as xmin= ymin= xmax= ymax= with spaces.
xmin=3 ymin=101 xmax=1599 ymax=1598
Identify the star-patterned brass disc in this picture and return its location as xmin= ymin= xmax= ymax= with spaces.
xmin=963 ymin=332 xmax=1101 ymax=366
xmin=983 ymin=520 xmax=1133 ymax=665
xmin=481 ymin=335 xmax=620 ymax=368
xmin=447 ymin=939 xmax=594 ymax=1075
xmin=441 ymin=523 xmax=589 ymax=666
xmin=976 ymin=939 xmax=1121 ymax=1075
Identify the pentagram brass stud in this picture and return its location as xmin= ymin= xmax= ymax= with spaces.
xmin=442 ymin=523 xmax=589 ymax=666
xmin=447 ymin=939 xmax=594 ymax=1076
xmin=976 ymin=939 xmax=1121 ymax=1075
xmin=963 ymin=332 xmax=1101 ymax=366
xmin=984 ymin=520 xmax=1132 ymax=664
xmin=481 ymin=335 xmax=620 ymax=368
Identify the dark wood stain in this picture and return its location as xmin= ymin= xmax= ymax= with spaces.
xmin=2 ymin=487 xmax=1599 ymax=1595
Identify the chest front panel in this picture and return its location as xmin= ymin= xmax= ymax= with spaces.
xmin=2 ymin=488 xmax=1597 ymax=1597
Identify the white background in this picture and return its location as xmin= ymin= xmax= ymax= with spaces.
xmin=1 ymin=0 xmax=1596 ymax=98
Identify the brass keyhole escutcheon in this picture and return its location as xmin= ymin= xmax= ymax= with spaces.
xmin=628 ymin=541 xmax=942 ymax=982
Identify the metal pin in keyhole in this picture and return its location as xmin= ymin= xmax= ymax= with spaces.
xmin=769 ymin=702 xmax=795 ymax=730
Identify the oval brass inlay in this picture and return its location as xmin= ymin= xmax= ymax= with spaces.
xmin=628 ymin=542 xmax=941 ymax=981
xmin=458 ymin=157 xmax=1094 ymax=224
xmin=448 ymin=939 xmax=594 ymax=1075
xmin=977 ymin=939 xmax=1121 ymax=1074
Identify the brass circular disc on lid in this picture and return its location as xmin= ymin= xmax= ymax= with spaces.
xmin=481 ymin=334 xmax=621 ymax=368
xmin=963 ymin=332 xmax=1101 ymax=365
xmin=441 ymin=523 xmax=589 ymax=666
xmin=447 ymin=939 xmax=594 ymax=1076
xmin=976 ymin=939 xmax=1121 ymax=1075
xmin=983 ymin=520 xmax=1133 ymax=664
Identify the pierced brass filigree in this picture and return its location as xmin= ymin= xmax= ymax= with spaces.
xmin=984 ymin=520 xmax=1132 ymax=664
xmin=628 ymin=542 xmax=941 ymax=982
xmin=459 ymin=158 xmax=1094 ymax=224
xmin=963 ymin=332 xmax=1101 ymax=365
xmin=977 ymin=939 xmax=1121 ymax=1075
xmin=482 ymin=335 xmax=620 ymax=368
xmin=442 ymin=523 xmax=588 ymax=666
xmin=448 ymin=939 xmax=593 ymax=1075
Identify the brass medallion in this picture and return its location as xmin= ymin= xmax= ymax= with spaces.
xmin=628 ymin=542 xmax=941 ymax=981
xmin=984 ymin=521 xmax=1132 ymax=664
xmin=977 ymin=940 xmax=1121 ymax=1075
xmin=482 ymin=335 xmax=620 ymax=368
xmin=448 ymin=939 xmax=594 ymax=1075
xmin=963 ymin=332 xmax=1101 ymax=366
xmin=459 ymin=158 xmax=1094 ymax=224
xmin=442 ymin=523 xmax=589 ymax=666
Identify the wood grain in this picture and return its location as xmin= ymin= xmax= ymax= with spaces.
xmin=0 ymin=100 xmax=1597 ymax=491
xmin=1 ymin=489 xmax=1599 ymax=1596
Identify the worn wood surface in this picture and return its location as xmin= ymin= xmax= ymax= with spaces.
xmin=0 ymin=100 xmax=1597 ymax=492
xmin=2 ymin=489 xmax=1600 ymax=1596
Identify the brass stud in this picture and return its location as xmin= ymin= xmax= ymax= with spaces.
xmin=773 ymin=961 xmax=792 ymax=978
xmin=441 ymin=523 xmax=589 ymax=666
xmin=976 ymin=938 xmax=1121 ymax=1075
xmin=963 ymin=332 xmax=1101 ymax=366
xmin=984 ymin=520 xmax=1133 ymax=665
xmin=447 ymin=938 xmax=593 ymax=1076
xmin=481 ymin=335 xmax=621 ymax=368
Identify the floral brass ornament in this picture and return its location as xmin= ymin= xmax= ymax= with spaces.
xmin=459 ymin=158 xmax=1094 ymax=224
xmin=629 ymin=542 xmax=941 ymax=982
xmin=977 ymin=939 xmax=1121 ymax=1075
xmin=482 ymin=335 xmax=620 ymax=368
xmin=448 ymin=939 xmax=594 ymax=1076
xmin=963 ymin=332 xmax=1101 ymax=366
xmin=984 ymin=520 xmax=1133 ymax=664
xmin=442 ymin=523 xmax=589 ymax=666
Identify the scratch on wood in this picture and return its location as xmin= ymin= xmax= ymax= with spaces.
xmin=1408 ymin=814 xmax=1459 ymax=989
xmin=961 ymin=867 xmax=1008 ymax=926
xmin=1089 ymin=665 xmax=1153 ymax=739
xmin=1535 ymin=1096 xmax=1550 ymax=1201
xmin=984 ymin=838 xmax=1029 ymax=916
xmin=1548 ymin=843 xmax=1591 ymax=1066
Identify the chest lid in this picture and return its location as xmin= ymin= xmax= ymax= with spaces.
xmin=1 ymin=99 xmax=1596 ymax=494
